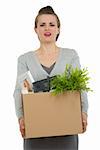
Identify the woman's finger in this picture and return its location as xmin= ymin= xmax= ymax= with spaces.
xmin=82 ymin=120 xmax=87 ymax=132
xmin=24 ymin=79 xmax=32 ymax=91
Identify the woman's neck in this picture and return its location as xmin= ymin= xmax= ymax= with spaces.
xmin=38 ymin=43 xmax=59 ymax=55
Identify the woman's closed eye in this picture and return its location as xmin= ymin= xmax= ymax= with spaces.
xmin=40 ymin=24 xmax=45 ymax=27
xmin=50 ymin=24 xmax=55 ymax=26
xmin=40 ymin=24 xmax=55 ymax=27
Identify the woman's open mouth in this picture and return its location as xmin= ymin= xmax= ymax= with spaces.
xmin=44 ymin=32 xmax=51 ymax=37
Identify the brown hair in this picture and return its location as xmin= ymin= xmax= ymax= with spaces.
xmin=34 ymin=6 xmax=60 ymax=41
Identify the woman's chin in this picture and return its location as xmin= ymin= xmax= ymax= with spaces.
xmin=41 ymin=39 xmax=55 ymax=43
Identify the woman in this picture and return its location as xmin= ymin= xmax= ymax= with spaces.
xmin=13 ymin=6 xmax=88 ymax=150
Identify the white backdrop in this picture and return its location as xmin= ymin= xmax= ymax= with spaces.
xmin=0 ymin=0 xmax=99 ymax=149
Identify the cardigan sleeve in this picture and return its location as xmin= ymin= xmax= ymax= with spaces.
xmin=71 ymin=49 xmax=89 ymax=114
xmin=13 ymin=55 xmax=28 ymax=119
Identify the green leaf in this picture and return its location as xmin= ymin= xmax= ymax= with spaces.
xmin=50 ymin=64 xmax=92 ymax=95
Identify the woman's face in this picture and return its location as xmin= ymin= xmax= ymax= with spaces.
xmin=34 ymin=14 xmax=60 ymax=43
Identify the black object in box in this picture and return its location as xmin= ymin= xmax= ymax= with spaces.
xmin=32 ymin=76 xmax=56 ymax=92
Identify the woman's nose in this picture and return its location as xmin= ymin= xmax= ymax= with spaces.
xmin=45 ymin=25 xmax=49 ymax=30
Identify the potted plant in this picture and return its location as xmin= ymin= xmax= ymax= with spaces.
xmin=50 ymin=64 xmax=92 ymax=95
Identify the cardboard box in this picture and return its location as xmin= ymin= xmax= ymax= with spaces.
xmin=22 ymin=91 xmax=83 ymax=139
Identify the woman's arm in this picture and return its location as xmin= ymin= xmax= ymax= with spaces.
xmin=13 ymin=54 xmax=28 ymax=137
xmin=71 ymin=49 xmax=89 ymax=132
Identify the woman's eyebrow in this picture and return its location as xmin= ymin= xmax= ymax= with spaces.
xmin=40 ymin=22 xmax=55 ymax=24
xmin=49 ymin=22 xmax=55 ymax=24
xmin=39 ymin=22 xmax=46 ymax=25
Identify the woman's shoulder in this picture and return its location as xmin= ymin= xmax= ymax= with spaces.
xmin=60 ymin=47 xmax=78 ymax=56
xmin=18 ymin=50 xmax=34 ymax=61
xmin=61 ymin=47 xmax=77 ymax=53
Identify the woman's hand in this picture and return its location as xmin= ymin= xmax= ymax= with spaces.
xmin=82 ymin=112 xmax=88 ymax=133
xmin=18 ymin=117 xmax=25 ymax=137
xmin=19 ymin=80 xmax=32 ymax=137
xmin=24 ymin=79 xmax=32 ymax=91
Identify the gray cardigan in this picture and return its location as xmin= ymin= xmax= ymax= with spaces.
xmin=13 ymin=47 xmax=88 ymax=119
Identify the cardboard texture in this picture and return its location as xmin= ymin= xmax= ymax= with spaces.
xmin=22 ymin=91 xmax=83 ymax=139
